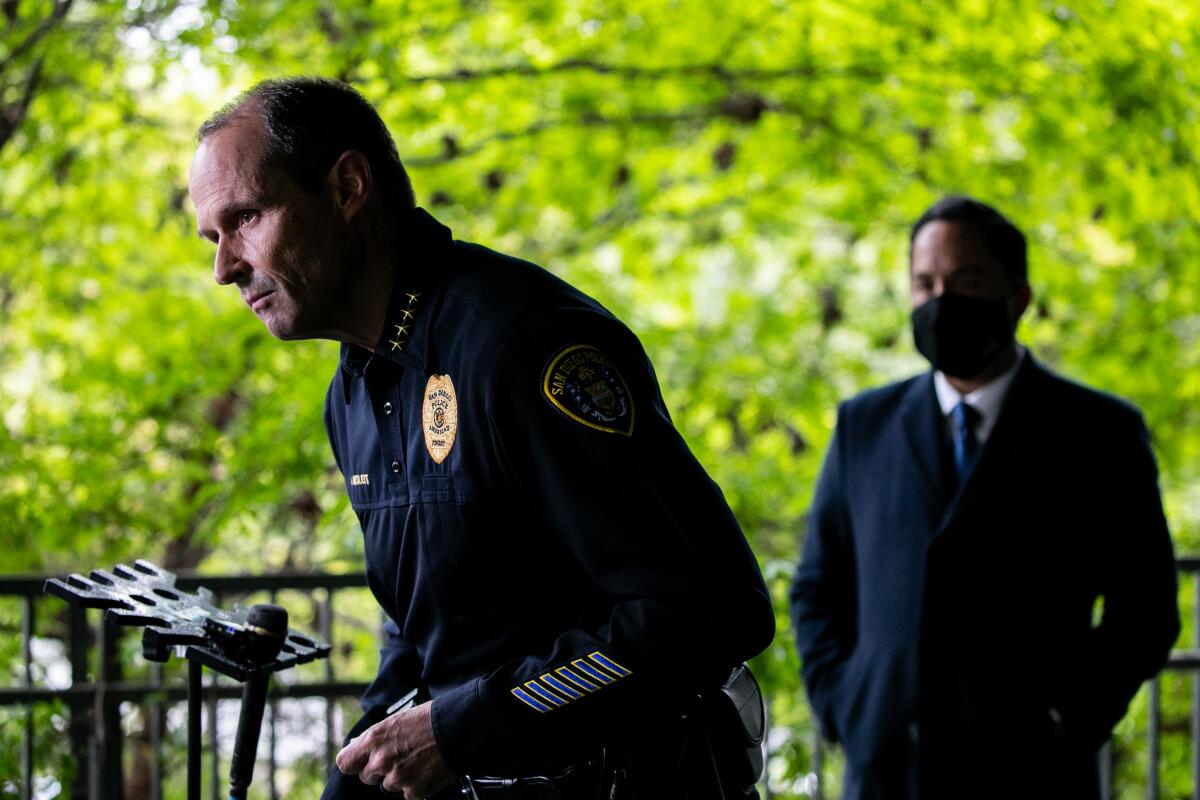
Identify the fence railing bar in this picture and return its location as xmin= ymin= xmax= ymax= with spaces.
xmin=150 ymin=660 xmax=163 ymax=800
xmin=21 ymin=594 xmax=34 ymax=800
xmin=268 ymin=588 xmax=279 ymax=800
xmin=322 ymin=588 xmax=336 ymax=769
xmin=1193 ymin=572 xmax=1200 ymax=800
xmin=812 ymin=729 xmax=824 ymax=800
xmin=68 ymin=604 xmax=90 ymax=800
xmin=0 ymin=571 xmax=369 ymax=595
xmin=208 ymin=591 xmax=220 ymax=800
xmin=208 ymin=673 xmax=219 ymax=800
xmin=99 ymin=619 xmax=124 ymax=800
xmin=1148 ymin=676 xmax=1161 ymax=800
xmin=0 ymin=679 xmax=372 ymax=706
xmin=188 ymin=659 xmax=201 ymax=800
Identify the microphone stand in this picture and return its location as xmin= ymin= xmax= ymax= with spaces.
xmin=45 ymin=560 xmax=332 ymax=800
xmin=229 ymin=672 xmax=271 ymax=799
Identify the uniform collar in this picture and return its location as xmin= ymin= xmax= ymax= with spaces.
xmin=339 ymin=207 xmax=453 ymax=401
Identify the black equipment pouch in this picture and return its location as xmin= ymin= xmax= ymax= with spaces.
xmin=702 ymin=663 xmax=767 ymax=791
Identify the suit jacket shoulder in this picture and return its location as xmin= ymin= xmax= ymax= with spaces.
xmin=1030 ymin=359 xmax=1145 ymax=431
xmin=836 ymin=373 xmax=932 ymax=441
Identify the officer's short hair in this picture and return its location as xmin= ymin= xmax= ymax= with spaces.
xmin=910 ymin=195 xmax=1028 ymax=290
xmin=198 ymin=76 xmax=416 ymax=209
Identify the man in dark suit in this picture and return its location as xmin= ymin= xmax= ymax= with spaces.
xmin=789 ymin=196 xmax=1180 ymax=799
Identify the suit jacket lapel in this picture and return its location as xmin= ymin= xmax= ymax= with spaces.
xmin=899 ymin=373 xmax=951 ymax=512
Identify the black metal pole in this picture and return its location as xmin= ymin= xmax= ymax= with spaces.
xmin=228 ymin=673 xmax=271 ymax=800
xmin=188 ymin=660 xmax=202 ymax=800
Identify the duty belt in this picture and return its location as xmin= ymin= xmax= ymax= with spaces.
xmin=459 ymin=750 xmax=622 ymax=799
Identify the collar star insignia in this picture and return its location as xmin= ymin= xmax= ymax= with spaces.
xmin=382 ymin=288 xmax=422 ymax=355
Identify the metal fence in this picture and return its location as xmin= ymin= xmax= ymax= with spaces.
xmin=4 ymin=563 xmax=1200 ymax=800
xmin=1144 ymin=555 xmax=1200 ymax=800
xmin=0 ymin=570 xmax=372 ymax=800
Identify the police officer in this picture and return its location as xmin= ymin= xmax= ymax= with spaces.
xmin=189 ymin=76 xmax=775 ymax=798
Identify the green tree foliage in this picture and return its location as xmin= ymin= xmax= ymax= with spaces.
xmin=1 ymin=0 xmax=1198 ymax=795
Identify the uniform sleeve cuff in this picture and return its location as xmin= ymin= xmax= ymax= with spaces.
xmin=431 ymin=676 xmax=511 ymax=775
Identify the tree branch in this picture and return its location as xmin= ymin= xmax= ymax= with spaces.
xmin=404 ymin=106 xmax=718 ymax=167
xmin=399 ymin=57 xmax=887 ymax=86
xmin=395 ymin=55 xmax=1040 ymax=107
xmin=0 ymin=54 xmax=41 ymax=153
xmin=0 ymin=0 xmax=72 ymax=73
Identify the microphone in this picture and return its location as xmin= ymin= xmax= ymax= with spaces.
xmin=227 ymin=603 xmax=288 ymax=800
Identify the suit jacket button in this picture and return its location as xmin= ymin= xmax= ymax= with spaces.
xmin=390 ymin=459 xmax=401 ymax=474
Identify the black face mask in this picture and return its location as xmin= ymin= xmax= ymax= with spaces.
xmin=911 ymin=294 xmax=1015 ymax=379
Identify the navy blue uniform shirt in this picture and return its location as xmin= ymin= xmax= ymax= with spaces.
xmin=323 ymin=208 xmax=774 ymax=777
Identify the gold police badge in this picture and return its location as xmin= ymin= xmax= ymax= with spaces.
xmin=542 ymin=344 xmax=634 ymax=436
xmin=422 ymin=374 xmax=458 ymax=463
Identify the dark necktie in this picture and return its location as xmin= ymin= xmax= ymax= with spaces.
xmin=951 ymin=401 xmax=980 ymax=480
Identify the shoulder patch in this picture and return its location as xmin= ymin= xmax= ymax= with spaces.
xmin=542 ymin=344 xmax=634 ymax=436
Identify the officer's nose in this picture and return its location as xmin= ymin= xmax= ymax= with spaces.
xmin=214 ymin=236 xmax=249 ymax=286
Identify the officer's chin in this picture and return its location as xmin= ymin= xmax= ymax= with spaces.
xmin=265 ymin=321 xmax=331 ymax=343
xmin=261 ymin=314 xmax=302 ymax=342
xmin=259 ymin=307 xmax=346 ymax=344
xmin=269 ymin=326 xmax=314 ymax=342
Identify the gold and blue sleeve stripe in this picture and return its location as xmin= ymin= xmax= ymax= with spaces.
xmin=540 ymin=672 xmax=583 ymax=699
xmin=510 ymin=650 xmax=633 ymax=714
xmin=571 ymin=658 xmax=615 ymax=685
xmin=588 ymin=651 xmax=632 ymax=677
xmin=511 ymin=686 xmax=552 ymax=713
xmin=556 ymin=666 xmax=600 ymax=692
xmin=524 ymin=680 xmax=568 ymax=707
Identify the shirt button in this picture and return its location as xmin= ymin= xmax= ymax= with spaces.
xmin=390 ymin=459 xmax=401 ymax=474
xmin=382 ymin=401 xmax=393 ymax=415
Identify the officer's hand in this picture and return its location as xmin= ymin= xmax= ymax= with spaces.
xmin=335 ymin=702 xmax=456 ymax=798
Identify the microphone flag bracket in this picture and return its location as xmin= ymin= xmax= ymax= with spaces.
xmin=43 ymin=559 xmax=330 ymax=681
xmin=45 ymin=560 xmax=337 ymax=799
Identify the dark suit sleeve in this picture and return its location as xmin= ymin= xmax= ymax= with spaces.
xmin=428 ymin=307 xmax=775 ymax=773
xmin=1054 ymin=411 xmax=1179 ymax=749
xmin=789 ymin=404 xmax=858 ymax=744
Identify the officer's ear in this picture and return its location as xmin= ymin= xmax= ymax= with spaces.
xmin=328 ymin=150 xmax=372 ymax=222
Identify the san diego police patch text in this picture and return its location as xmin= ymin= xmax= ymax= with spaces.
xmin=542 ymin=344 xmax=634 ymax=436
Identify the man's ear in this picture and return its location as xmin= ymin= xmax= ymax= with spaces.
xmin=328 ymin=150 xmax=372 ymax=221
xmin=1010 ymin=282 xmax=1033 ymax=324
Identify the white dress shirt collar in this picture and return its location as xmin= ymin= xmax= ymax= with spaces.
xmin=933 ymin=346 xmax=1026 ymax=445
